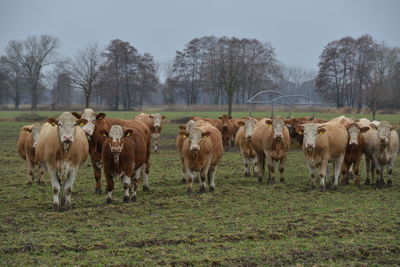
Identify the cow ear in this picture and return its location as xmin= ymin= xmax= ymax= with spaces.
xmin=71 ymin=112 xmax=81 ymax=119
xmin=390 ymin=125 xmax=397 ymax=131
xmin=202 ymin=131 xmax=211 ymax=138
xmin=178 ymin=125 xmax=186 ymax=130
xmin=265 ymin=119 xmax=273 ymax=126
xmin=100 ymin=129 xmax=108 ymax=137
xmin=22 ymin=126 xmax=32 ymax=133
xmin=228 ymin=116 xmax=232 ymax=119
xmin=96 ymin=113 xmax=106 ymax=120
xmin=369 ymin=124 xmax=378 ymax=130
xmin=317 ymin=127 xmax=326 ymax=135
xmin=149 ymin=115 xmax=154 ymax=119
xmin=48 ymin=118 xmax=58 ymax=126
xmin=179 ymin=130 xmax=188 ymax=137
xmin=76 ymin=119 xmax=88 ymax=127
xmin=297 ymin=125 xmax=304 ymax=135
xmin=124 ymin=129 xmax=133 ymax=137
xmin=161 ymin=115 xmax=166 ymax=119
xmin=218 ymin=116 xmax=222 ymax=119
xmin=283 ymin=119 xmax=292 ymax=125
xmin=360 ymin=127 xmax=370 ymax=133
xmin=237 ymin=121 xmax=245 ymax=126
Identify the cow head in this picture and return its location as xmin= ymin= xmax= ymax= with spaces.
xmin=72 ymin=108 xmax=105 ymax=139
xmin=101 ymin=125 xmax=133 ymax=164
xmin=48 ymin=112 xmax=88 ymax=152
xmin=239 ymin=118 xmax=256 ymax=142
xmin=22 ymin=124 xmax=41 ymax=148
xmin=187 ymin=127 xmax=211 ymax=152
xmin=298 ymin=123 xmax=326 ymax=152
xmin=370 ymin=121 xmax=396 ymax=147
xmin=149 ymin=113 xmax=166 ymax=133
xmin=266 ymin=117 xmax=286 ymax=141
xmin=347 ymin=123 xmax=369 ymax=146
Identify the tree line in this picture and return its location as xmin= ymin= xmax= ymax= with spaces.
xmin=0 ymin=34 xmax=399 ymax=116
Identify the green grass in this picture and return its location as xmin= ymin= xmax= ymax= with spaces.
xmin=0 ymin=111 xmax=400 ymax=265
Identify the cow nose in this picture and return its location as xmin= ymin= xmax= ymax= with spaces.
xmin=380 ymin=138 xmax=387 ymax=144
xmin=63 ymin=136 xmax=72 ymax=143
xmin=123 ymin=182 xmax=129 ymax=188
xmin=349 ymin=140 xmax=357 ymax=145
xmin=190 ymin=144 xmax=200 ymax=151
xmin=275 ymin=134 xmax=282 ymax=140
xmin=246 ymin=136 xmax=252 ymax=142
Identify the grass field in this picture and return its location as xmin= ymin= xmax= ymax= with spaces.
xmin=0 ymin=110 xmax=399 ymax=266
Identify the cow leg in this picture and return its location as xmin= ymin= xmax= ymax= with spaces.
xmin=243 ymin=156 xmax=250 ymax=177
xmin=180 ymin=157 xmax=186 ymax=184
xmin=49 ymin=168 xmax=61 ymax=211
xmin=353 ymin=158 xmax=361 ymax=186
xmin=279 ymin=156 xmax=286 ymax=182
xmin=386 ymin=158 xmax=395 ymax=186
xmin=38 ymin=163 xmax=46 ymax=185
xmin=26 ymin=155 xmax=34 ymax=185
xmin=106 ymin=174 xmax=114 ymax=204
xmin=130 ymin=176 xmax=139 ymax=202
xmin=141 ymin=164 xmax=150 ymax=192
xmin=122 ymin=174 xmax=132 ymax=203
xmin=340 ymin=161 xmax=349 ymax=185
xmin=199 ymin=167 xmax=209 ymax=193
xmin=63 ymin=168 xmax=77 ymax=211
xmin=265 ymin=154 xmax=275 ymax=184
xmin=252 ymin=157 xmax=259 ymax=177
xmin=185 ymin=170 xmax=195 ymax=193
xmin=307 ymin=161 xmax=316 ymax=189
xmin=365 ymin=155 xmax=371 ymax=185
xmin=256 ymin=152 xmax=265 ymax=183
xmin=208 ymin=165 xmax=216 ymax=192
xmin=92 ymin=158 xmax=102 ymax=194
xmin=319 ymin=159 xmax=329 ymax=191
xmin=332 ymin=155 xmax=344 ymax=189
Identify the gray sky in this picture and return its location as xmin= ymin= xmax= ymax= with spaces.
xmin=1 ymin=0 xmax=399 ymax=73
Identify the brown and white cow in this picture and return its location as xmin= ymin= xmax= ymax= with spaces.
xmin=363 ymin=121 xmax=399 ymax=186
xmin=252 ymin=117 xmax=291 ymax=184
xmin=72 ymin=108 xmax=151 ymax=193
xmin=35 ymin=112 xmax=89 ymax=211
xmin=235 ymin=117 xmax=258 ymax=177
xmin=286 ymin=116 xmax=328 ymax=145
xmin=181 ymin=123 xmax=223 ymax=193
xmin=298 ymin=122 xmax=348 ymax=191
xmin=101 ymin=125 xmax=148 ymax=204
xmin=135 ymin=113 xmax=166 ymax=153
xmin=340 ymin=122 xmax=370 ymax=185
xmin=17 ymin=123 xmax=45 ymax=185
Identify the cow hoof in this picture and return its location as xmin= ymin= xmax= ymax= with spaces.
xmin=64 ymin=201 xmax=72 ymax=211
xmin=209 ymin=186 xmax=215 ymax=192
xmin=387 ymin=179 xmax=392 ymax=186
xmin=244 ymin=172 xmax=250 ymax=177
xmin=181 ymin=178 xmax=186 ymax=184
xmin=257 ymin=177 xmax=263 ymax=183
xmin=106 ymin=197 xmax=113 ymax=204
xmin=199 ymin=186 xmax=206 ymax=193
xmin=253 ymin=172 xmax=258 ymax=177
xmin=39 ymin=180 xmax=46 ymax=186
xmin=280 ymin=178 xmax=285 ymax=183
xmin=143 ymin=185 xmax=150 ymax=192
xmin=332 ymin=184 xmax=338 ymax=190
xmin=123 ymin=196 xmax=130 ymax=203
xmin=365 ymin=179 xmax=370 ymax=185
xmin=130 ymin=195 xmax=137 ymax=202
xmin=95 ymin=188 xmax=102 ymax=194
xmin=319 ymin=186 xmax=326 ymax=192
xmin=269 ymin=178 xmax=275 ymax=185
xmin=27 ymin=181 xmax=33 ymax=186
xmin=52 ymin=203 xmax=60 ymax=212
xmin=186 ymin=188 xmax=193 ymax=194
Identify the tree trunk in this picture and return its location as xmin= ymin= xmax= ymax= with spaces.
xmin=227 ymin=87 xmax=233 ymax=117
xmin=31 ymin=84 xmax=38 ymax=110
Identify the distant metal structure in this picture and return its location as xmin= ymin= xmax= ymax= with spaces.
xmin=246 ymin=90 xmax=320 ymax=118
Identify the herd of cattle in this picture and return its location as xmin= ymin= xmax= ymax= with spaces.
xmin=16 ymin=109 xmax=399 ymax=211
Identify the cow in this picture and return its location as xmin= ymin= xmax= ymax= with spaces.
xmin=363 ymin=121 xmax=399 ymax=186
xmin=298 ymin=122 xmax=348 ymax=191
xmin=192 ymin=114 xmax=234 ymax=151
xmin=231 ymin=118 xmax=246 ymax=146
xmin=135 ymin=113 xmax=166 ymax=153
xmin=180 ymin=122 xmax=223 ymax=193
xmin=286 ymin=117 xmax=328 ymax=145
xmin=252 ymin=117 xmax=291 ymax=184
xmin=72 ymin=109 xmax=151 ymax=193
xmin=35 ymin=112 xmax=89 ymax=211
xmin=101 ymin=125 xmax=148 ymax=204
xmin=235 ymin=117 xmax=258 ymax=177
xmin=17 ymin=123 xmax=45 ymax=185
xmin=340 ymin=122 xmax=370 ymax=185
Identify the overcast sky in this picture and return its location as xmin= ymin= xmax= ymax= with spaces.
xmin=0 ymin=0 xmax=399 ymax=74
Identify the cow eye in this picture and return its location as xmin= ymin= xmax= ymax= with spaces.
xmin=58 ymin=122 xmax=61 ymax=126
xmin=92 ymin=120 xmax=95 ymax=123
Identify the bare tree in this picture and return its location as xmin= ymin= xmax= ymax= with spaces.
xmin=69 ymin=43 xmax=103 ymax=108
xmin=4 ymin=35 xmax=59 ymax=109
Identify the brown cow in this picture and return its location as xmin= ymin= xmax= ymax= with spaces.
xmin=340 ymin=122 xmax=370 ymax=185
xmin=135 ymin=113 xmax=166 ymax=153
xmin=181 ymin=123 xmax=223 ymax=193
xmin=192 ymin=114 xmax=234 ymax=151
xmin=17 ymin=124 xmax=45 ymax=185
xmin=35 ymin=113 xmax=89 ymax=211
xmin=72 ymin=108 xmax=151 ymax=193
xmin=298 ymin=122 xmax=348 ymax=191
xmin=101 ymin=125 xmax=148 ymax=204
xmin=235 ymin=118 xmax=258 ymax=177
xmin=252 ymin=117 xmax=291 ymax=184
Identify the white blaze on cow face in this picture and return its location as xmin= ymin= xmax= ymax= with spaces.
xmin=244 ymin=118 xmax=256 ymax=141
xmin=271 ymin=118 xmax=286 ymax=140
xmin=371 ymin=121 xmax=395 ymax=147
xmin=150 ymin=113 xmax=164 ymax=129
xmin=186 ymin=120 xmax=197 ymax=131
xmin=301 ymin=123 xmax=326 ymax=151
xmin=188 ymin=127 xmax=210 ymax=152
xmin=31 ymin=124 xmax=41 ymax=148
xmin=347 ymin=124 xmax=369 ymax=146
xmin=108 ymin=125 xmax=124 ymax=163
xmin=48 ymin=112 xmax=88 ymax=152
xmin=80 ymin=108 xmax=96 ymax=137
